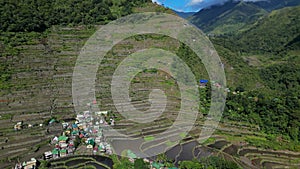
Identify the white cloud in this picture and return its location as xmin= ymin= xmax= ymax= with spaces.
xmin=151 ymin=0 xmax=161 ymax=5
xmin=187 ymin=0 xmax=266 ymax=9
xmin=188 ymin=0 xmax=205 ymax=6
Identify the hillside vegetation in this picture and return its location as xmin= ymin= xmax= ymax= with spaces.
xmin=0 ymin=0 xmax=151 ymax=32
xmin=231 ymin=6 xmax=300 ymax=54
xmin=190 ymin=1 xmax=267 ymax=35
xmin=254 ymin=0 xmax=300 ymax=11
xmin=210 ymin=6 xmax=300 ymax=145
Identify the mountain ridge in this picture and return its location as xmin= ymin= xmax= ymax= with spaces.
xmin=189 ymin=0 xmax=300 ymax=35
xmin=190 ymin=0 xmax=267 ymax=34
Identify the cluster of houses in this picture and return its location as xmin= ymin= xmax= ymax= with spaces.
xmin=13 ymin=108 xmax=182 ymax=169
xmin=44 ymin=135 xmax=74 ymax=159
xmin=43 ymin=110 xmax=113 ymax=160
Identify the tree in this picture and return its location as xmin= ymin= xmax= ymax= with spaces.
xmin=134 ymin=159 xmax=149 ymax=169
xmin=179 ymin=160 xmax=203 ymax=169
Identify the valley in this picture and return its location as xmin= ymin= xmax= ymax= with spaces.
xmin=0 ymin=0 xmax=299 ymax=169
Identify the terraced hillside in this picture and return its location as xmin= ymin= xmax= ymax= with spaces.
xmin=0 ymin=3 xmax=299 ymax=169
xmin=1 ymin=25 xmax=299 ymax=169
xmin=0 ymin=26 xmax=96 ymax=168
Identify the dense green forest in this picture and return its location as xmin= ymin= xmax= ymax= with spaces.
xmin=0 ymin=0 xmax=149 ymax=32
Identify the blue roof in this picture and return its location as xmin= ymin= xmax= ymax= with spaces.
xmin=200 ymin=79 xmax=209 ymax=83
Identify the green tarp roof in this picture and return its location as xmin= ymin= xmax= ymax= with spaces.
xmin=152 ymin=162 xmax=164 ymax=169
xmin=52 ymin=149 xmax=59 ymax=155
xmin=58 ymin=135 xmax=68 ymax=141
xmin=60 ymin=149 xmax=67 ymax=153
xmin=49 ymin=119 xmax=56 ymax=123
xmin=88 ymin=139 xmax=95 ymax=145
xmin=72 ymin=130 xmax=79 ymax=134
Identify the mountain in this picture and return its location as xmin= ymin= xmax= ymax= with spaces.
xmin=190 ymin=0 xmax=267 ymax=35
xmin=173 ymin=10 xmax=196 ymax=19
xmin=189 ymin=0 xmax=300 ymax=35
xmin=209 ymin=6 xmax=300 ymax=144
xmin=230 ymin=6 xmax=300 ymax=54
xmin=255 ymin=0 xmax=300 ymax=11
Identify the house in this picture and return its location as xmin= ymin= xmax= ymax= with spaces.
xmin=67 ymin=147 xmax=74 ymax=154
xmin=44 ymin=151 xmax=53 ymax=160
xmin=60 ymin=142 xmax=68 ymax=149
xmin=49 ymin=119 xmax=56 ymax=125
xmin=60 ymin=149 xmax=67 ymax=157
xmin=151 ymin=162 xmax=164 ymax=169
xmin=98 ymin=143 xmax=106 ymax=152
xmin=95 ymin=137 xmax=101 ymax=144
xmin=65 ymin=130 xmax=71 ymax=135
xmin=55 ymin=144 xmax=61 ymax=149
xmin=86 ymin=138 xmax=95 ymax=146
xmin=79 ymin=133 xmax=84 ymax=139
xmin=84 ymin=111 xmax=91 ymax=118
xmin=14 ymin=163 xmax=22 ymax=169
xmin=62 ymin=122 xmax=69 ymax=129
xmin=14 ymin=122 xmax=22 ymax=131
xmin=93 ymin=146 xmax=98 ymax=154
xmin=78 ymin=123 xmax=86 ymax=130
xmin=52 ymin=149 xmax=59 ymax=158
xmin=110 ymin=118 xmax=115 ymax=126
xmin=76 ymin=114 xmax=84 ymax=122
xmin=199 ymin=79 xmax=209 ymax=87
xmin=72 ymin=123 xmax=78 ymax=129
xmin=92 ymin=129 xmax=98 ymax=134
xmin=95 ymin=111 xmax=108 ymax=116
xmin=71 ymin=130 xmax=79 ymax=136
xmin=58 ymin=136 xmax=68 ymax=143
xmin=51 ymin=136 xmax=58 ymax=144
xmin=23 ymin=158 xmax=37 ymax=169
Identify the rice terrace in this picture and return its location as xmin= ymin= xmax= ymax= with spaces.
xmin=0 ymin=0 xmax=300 ymax=169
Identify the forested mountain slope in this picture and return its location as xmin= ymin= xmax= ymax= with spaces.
xmin=210 ymin=6 xmax=300 ymax=145
xmin=190 ymin=0 xmax=267 ymax=35
xmin=0 ymin=0 xmax=150 ymax=32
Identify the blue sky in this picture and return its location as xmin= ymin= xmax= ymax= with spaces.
xmin=152 ymin=0 xmax=264 ymax=12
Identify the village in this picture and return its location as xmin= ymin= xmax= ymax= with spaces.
xmin=14 ymin=109 xmax=114 ymax=169
xmin=13 ymin=107 xmax=180 ymax=169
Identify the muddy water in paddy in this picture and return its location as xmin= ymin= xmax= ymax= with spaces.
xmin=208 ymin=140 xmax=230 ymax=149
